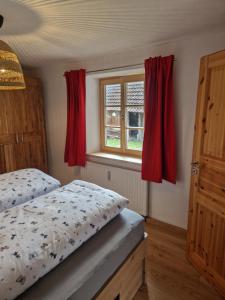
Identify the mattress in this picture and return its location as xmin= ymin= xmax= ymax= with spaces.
xmin=0 ymin=180 xmax=128 ymax=300
xmin=18 ymin=208 xmax=144 ymax=300
xmin=0 ymin=168 xmax=61 ymax=212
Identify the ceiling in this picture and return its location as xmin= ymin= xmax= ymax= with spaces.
xmin=1 ymin=0 xmax=225 ymax=67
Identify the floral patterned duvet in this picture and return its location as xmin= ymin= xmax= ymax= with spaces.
xmin=0 ymin=180 xmax=128 ymax=300
xmin=0 ymin=169 xmax=61 ymax=213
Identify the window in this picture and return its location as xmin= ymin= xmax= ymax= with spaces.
xmin=100 ymin=74 xmax=144 ymax=157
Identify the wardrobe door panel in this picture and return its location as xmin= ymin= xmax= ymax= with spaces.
xmin=0 ymin=134 xmax=18 ymax=172
xmin=0 ymin=77 xmax=47 ymax=173
xmin=1 ymin=138 xmax=45 ymax=172
xmin=13 ymin=78 xmax=42 ymax=134
xmin=0 ymin=145 xmax=6 ymax=174
xmin=22 ymin=133 xmax=47 ymax=172
xmin=0 ymin=92 xmax=17 ymax=135
xmin=3 ymin=144 xmax=19 ymax=172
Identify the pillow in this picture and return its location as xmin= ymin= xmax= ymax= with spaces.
xmin=0 ymin=168 xmax=61 ymax=212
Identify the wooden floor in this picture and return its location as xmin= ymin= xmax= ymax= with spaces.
xmin=134 ymin=219 xmax=223 ymax=300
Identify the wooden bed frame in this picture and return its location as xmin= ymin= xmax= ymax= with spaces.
xmin=95 ymin=236 xmax=147 ymax=300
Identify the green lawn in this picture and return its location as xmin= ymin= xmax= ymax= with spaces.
xmin=106 ymin=139 xmax=142 ymax=151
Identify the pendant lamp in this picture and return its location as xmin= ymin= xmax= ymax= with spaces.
xmin=0 ymin=15 xmax=25 ymax=90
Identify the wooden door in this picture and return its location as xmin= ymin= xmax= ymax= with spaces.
xmin=187 ymin=50 xmax=225 ymax=297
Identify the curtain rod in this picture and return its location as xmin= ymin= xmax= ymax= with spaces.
xmin=86 ymin=58 xmax=176 ymax=74
xmin=87 ymin=63 xmax=144 ymax=74
xmin=63 ymin=58 xmax=176 ymax=76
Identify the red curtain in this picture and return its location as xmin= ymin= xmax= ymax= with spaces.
xmin=64 ymin=69 xmax=86 ymax=167
xmin=142 ymin=55 xmax=176 ymax=184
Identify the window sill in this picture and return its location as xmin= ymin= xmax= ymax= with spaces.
xmin=86 ymin=152 xmax=142 ymax=172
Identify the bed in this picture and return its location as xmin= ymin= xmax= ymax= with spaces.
xmin=0 ymin=168 xmax=61 ymax=212
xmin=0 ymin=180 xmax=146 ymax=300
xmin=18 ymin=208 xmax=145 ymax=300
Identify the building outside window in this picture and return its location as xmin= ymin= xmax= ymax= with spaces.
xmin=100 ymin=74 xmax=144 ymax=157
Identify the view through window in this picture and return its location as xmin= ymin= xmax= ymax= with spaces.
xmin=100 ymin=74 xmax=144 ymax=156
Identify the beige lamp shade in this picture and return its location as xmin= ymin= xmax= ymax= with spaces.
xmin=0 ymin=40 xmax=25 ymax=90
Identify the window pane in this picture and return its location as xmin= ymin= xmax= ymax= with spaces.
xmin=126 ymin=106 xmax=144 ymax=128
xmin=105 ymin=127 xmax=121 ymax=148
xmin=105 ymin=84 xmax=121 ymax=106
xmin=105 ymin=107 xmax=120 ymax=127
xmin=126 ymin=81 xmax=144 ymax=105
xmin=126 ymin=129 xmax=143 ymax=151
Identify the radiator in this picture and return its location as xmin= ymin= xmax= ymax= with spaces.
xmin=80 ymin=161 xmax=148 ymax=216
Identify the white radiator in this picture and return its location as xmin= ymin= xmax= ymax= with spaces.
xmin=80 ymin=161 xmax=148 ymax=216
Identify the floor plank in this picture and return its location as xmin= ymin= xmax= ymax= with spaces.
xmin=134 ymin=219 xmax=223 ymax=300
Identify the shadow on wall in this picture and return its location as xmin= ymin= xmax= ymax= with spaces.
xmin=1 ymin=0 xmax=42 ymax=36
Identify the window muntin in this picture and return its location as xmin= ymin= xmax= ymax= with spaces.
xmin=100 ymin=74 xmax=144 ymax=157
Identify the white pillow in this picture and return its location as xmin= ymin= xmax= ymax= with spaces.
xmin=0 ymin=168 xmax=61 ymax=212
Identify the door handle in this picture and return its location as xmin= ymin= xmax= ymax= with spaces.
xmin=16 ymin=133 xmax=19 ymax=144
xmin=191 ymin=161 xmax=200 ymax=175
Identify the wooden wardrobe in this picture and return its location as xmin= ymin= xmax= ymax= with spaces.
xmin=187 ymin=49 xmax=225 ymax=297
xmin=0 ymin=77 xmax=48 ymax=174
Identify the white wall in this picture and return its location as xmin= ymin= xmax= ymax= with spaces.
xmin=40 ymin=29 xmax=225 ymax=229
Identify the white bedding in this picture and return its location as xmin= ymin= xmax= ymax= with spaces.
xmin=0 ymin=180 xmax=128 ymax=300
xmin=0 ymin=169 xmax=61 ymax=212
